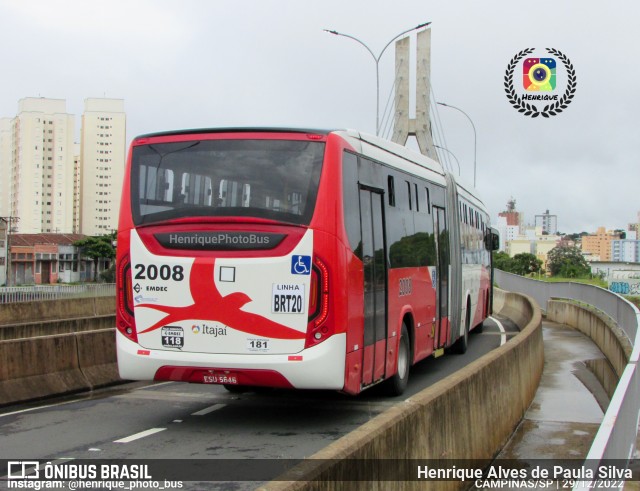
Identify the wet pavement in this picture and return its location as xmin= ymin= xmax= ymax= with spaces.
xmin=497 ymin=320 xmax=606 ymax=460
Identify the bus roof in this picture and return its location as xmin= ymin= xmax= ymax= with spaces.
xmin=133 ymin=127 xmax=339 ymax=140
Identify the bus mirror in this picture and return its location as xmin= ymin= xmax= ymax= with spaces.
xmin=485 ymin=230 xmax=500 ymax=251
xmin=490 ymin=231 xmax=500 ymax=251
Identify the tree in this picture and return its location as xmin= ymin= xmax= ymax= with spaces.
xmin=511 ymin=253 xmax=543 ymax=276
xmin=546 ymin=245 xmax=591 ymax=278
xmin=493 ymin=251 xmax=543 ymax=277
xmin=492 ymin=251 xmax=513 ymax=272
xmin=74 ymin=232 xmax=116 ymax=282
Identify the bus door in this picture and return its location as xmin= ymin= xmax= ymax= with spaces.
xmin=432 ymin=206 xmax=450 ymax=349
xmin=359 ymin=185 xmax=388 ymax=386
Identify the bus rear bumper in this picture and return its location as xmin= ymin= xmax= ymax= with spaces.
xmin=116 ymin=330 xmax=347 ymax=390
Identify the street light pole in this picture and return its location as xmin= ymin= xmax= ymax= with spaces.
xmin=434 ymin=145 xmax=461 ymax=176
xmin=437 ymin=102 xmax=477 ymax=187
xmin=324 ymin=22 xmax=431 ymax=136
xmin=1 ymin=216 xmax=19 ymax=287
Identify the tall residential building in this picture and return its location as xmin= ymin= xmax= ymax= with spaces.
xmin=73 ymin=143 xmax=81 ymax=233
xmin=8 ymin=98 xmax=76 ymax=233
xmin=498 ymin=197 xmax=523 ymax=232
xmin=0 ymin=118 xmax=12 ymax=217
xmin=79 ymin=98 xmax=126 ymax=235
xmin=534 ymin=209 xmax=558 ymax=235
xmin=611 ymin=239 xmax=640 ymax=263
xmin=582 ymin=226 xmax=622 ymax=262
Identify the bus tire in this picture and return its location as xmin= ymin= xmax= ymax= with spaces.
xmin=452 ymin=301 xmax=470 ymax=354
xmin=385 ymin=324 xmax=410 ymax=396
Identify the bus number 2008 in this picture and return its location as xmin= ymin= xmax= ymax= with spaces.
xmin=134 ymin=264 xmax=184 ymax=281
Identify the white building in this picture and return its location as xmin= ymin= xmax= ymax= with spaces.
xmin=611 ymin=239 xmax=640 ymax=263
xmin=7 ymin=98 xmax=76 ymax=234
xmin=0 ymin=118 xmax=12 ymax=218
xmin=495 ymin=215 xmax=519 ymax=252
xmin=79 ymin=98 xmax=126 ymax=235
xmin=0 ymin=97 xmax=127 ymax=237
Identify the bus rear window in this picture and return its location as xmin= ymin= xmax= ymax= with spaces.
xmin=130 ymin=138 xmax=325 ymax=226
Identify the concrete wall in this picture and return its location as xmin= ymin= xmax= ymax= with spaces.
xmin=547 ymin=299 xmax=632 ymax=398
xmin=0 ymin=296 xmax=119 ymax=407
xmin=258 ymin=290 xmax=544 ymax=491
xmin=0 ymin=296 xmax=115 ymax=326
xmin=0 ymin=328 xmax=119 ymax=406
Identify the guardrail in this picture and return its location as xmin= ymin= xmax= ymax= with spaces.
xmin=0 ymin=284 xmax=115 ymax=304
xmin=494 ymin=270 xmax=640 ymax=487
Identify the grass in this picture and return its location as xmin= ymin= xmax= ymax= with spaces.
xmin=532 ymin=275 xmax=640 ymax=309
xmin=529 ymin=274 xmax=608 ymax=289
xmin=625 ymin=296 xmax=640 ymax=309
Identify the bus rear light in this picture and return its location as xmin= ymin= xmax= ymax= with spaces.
xmin=116 ymin=255 xmax=138 ymax=343
xmin=305 ymin=256 xmax=332 ymax=349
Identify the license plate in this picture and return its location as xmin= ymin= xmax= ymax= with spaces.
xmin=203 ymin=373 xmax=237 ymax=385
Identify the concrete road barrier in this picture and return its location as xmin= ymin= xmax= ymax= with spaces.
xmin=258 ymin=289 xmax=544 ymax=491
xmin=0 ymin=328 xmax=120 ymax=407
xmin=547 ymin=299 xmax=632 ymax=398
xmin=0 ymin=296 xmax=120 ymax=407
xmin=0 ymin=296 xmax=115 ymax=326
xmin=0 ymin=334 xmax=88 ymax=406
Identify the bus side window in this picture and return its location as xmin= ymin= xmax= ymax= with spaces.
xmin=289 ymin=191 xmax=302 ymax=214
xmin=387 ymin=176 xmax=395 ymax=207
xmin=425 ymin=187 xmax=431 ymax=214
xmin=219 ymin=180 xmax=251 ymax=207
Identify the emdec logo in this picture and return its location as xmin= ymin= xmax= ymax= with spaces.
xmin=504 ymin=48 xmax=576 ymax=118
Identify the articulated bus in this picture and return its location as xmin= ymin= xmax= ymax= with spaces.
xmin=116 ymin=128 xmax=498 ymax=396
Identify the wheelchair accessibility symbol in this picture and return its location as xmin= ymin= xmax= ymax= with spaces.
xmin=291 ymin=255 xmax=311 ymax=275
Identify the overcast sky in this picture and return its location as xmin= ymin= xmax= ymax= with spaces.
xmin=0 ymin=0 xmax=638 ymax=234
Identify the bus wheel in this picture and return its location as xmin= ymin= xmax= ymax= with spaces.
xmin=385 ymin=324 xmax=410 ymax=396
xmin=452 ymin=302 xmax=470 ymax=354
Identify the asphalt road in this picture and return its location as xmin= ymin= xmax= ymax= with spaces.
xmin=0 ymin=315 xmax=518 ymax=490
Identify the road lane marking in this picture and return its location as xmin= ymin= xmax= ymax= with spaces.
xmin=137 ymin=381 xmax=175 ymax=390
xmin=192 ymin=403 xmax=227 ymax=416
xmin=114 ymin=427 xmax=166 ymax=443
xmin=489 ymin=316 xmax=507 ymax=346
xmin=0 ymin=399 xmax=80 ymax=418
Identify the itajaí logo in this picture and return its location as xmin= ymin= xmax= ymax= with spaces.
xmin=504 ymin=48 xmax=576 ymax=118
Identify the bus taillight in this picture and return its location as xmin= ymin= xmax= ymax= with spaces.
xmin=306 ymin=256 xmax=331 ymax=348
xmin=116 ymin=255 xmax=138 ymax=343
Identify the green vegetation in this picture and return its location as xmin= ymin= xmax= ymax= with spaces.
xmin=493 ymin=244 xmax=606 ymax=288
xmin=74 ymin=232 xmax=116 ymax=282
xmin=546 ymin=245 xmax=591 ymax=278
xmin=534 ymin=275 xmax=608 ymax=289
xmin=625 ymin=296 xmax=640 ymax=309
xmin=493 ymin=251 xmax=543 ymax=276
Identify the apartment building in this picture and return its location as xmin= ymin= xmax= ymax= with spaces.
xmin=582 ymin=226 xmax=622 ymax=262
xmin=0 ymin=97 xmax=126 ymax=237
xmin=0 ymin=118 xmax=11 ymax=218
xmin=611 ymin=230 xmax=640 ymax=263
xmin=0 ymin=98 xmax=76 ymax=234
xmin=79 ymin=98 xmax=126 ymax=236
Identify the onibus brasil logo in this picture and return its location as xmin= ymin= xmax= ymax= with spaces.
xmin=504 ymin=48 xmax=576 ymax=118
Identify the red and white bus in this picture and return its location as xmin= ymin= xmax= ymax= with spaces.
xmin=116 ymin=128 xmax=498 ymax=396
